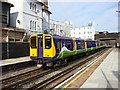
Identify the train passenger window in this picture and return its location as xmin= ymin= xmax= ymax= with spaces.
xmin=87 ymin=42 xmax=92 ymax=47
xmin=66 ymin=41 xmax=72 ymax=49
xmin=31 ymin=37 xmax=37 ymax=48
xmin=45 ymin=36 xmax=51 ymax=49
xmin=77 ymin=41 xmax=85 ymax=48
xmin=93 ymin=42 xmax=96 ymax=47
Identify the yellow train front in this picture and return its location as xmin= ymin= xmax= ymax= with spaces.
xmin=30 ymin=34 xmax=56 ymax=67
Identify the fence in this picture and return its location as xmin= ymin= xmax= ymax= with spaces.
xmin=1 ymin=42 xmax=30 ymax=60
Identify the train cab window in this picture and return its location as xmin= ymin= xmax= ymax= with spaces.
xmin=31 ymin=37 xmax=37 ymax=48
xmin=66 ymin=41 xmax=72 ymax=49
xmin=45 ymin=36 xmax=51 ymax=49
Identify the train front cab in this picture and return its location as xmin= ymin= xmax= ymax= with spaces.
xmin=30 ymin=34 xmax=56 ymax=64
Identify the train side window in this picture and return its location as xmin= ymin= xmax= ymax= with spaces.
xmin=45 ymin=36 xmax=51 ymax=49
xmin=87 ymin=41 xmax=92 ymax=47
xmin=66 ymin=41 xmax=72 ymax=49
xmin=78 ymin=41 xmax=85 ymax=48
xmin=31 ymin=37 xmax=37 ymax=48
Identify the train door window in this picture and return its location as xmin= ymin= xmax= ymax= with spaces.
xmin=57 ymin=41 xmax=61 ymax=52
xmin=45 ymin=36 xmax=51 ymax=49
xmin=31 ymin=37 xmax=37 ymax=48
xmin=96 ymin=41 xmax=99 ymax=46
xmin=40 ymin=40 xmax=43 ymax=47
xmin=38 ymin=35 xmax=43 ymax=47
xmin=66 ymin=41 xmax=72 ymax=49
xmin=77 ymin=42 xmax=81 ymax=48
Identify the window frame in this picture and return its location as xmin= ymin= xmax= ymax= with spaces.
xmin=45 ymin=36 xmax=52 ymax=49
xmin=66 ymin=41 xmax=72 ymax=49
xmin=31 ymin=37 xmax=37 ymax=48
xmin=77 ymin=41 xmax=85 ymax=49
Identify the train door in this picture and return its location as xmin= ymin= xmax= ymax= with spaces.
xmin=73 ymin=40 xmax=77 ymax=50
xmin=38 ymin=35 xmax=43 ymax=58
xmin=57 ymin=40 xmax=61 ymax=54
xmin=30 ymin=36 xmax=38 ymax=57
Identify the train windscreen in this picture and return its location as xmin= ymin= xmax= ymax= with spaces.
xmin=31 ymin=37 xmax=37 ymax=48
xmin=45 ymin=36 xmax=51 ymax=49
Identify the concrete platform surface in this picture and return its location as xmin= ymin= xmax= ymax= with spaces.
xmin=80 ymin=48 xmax=119 ymax=88
xmin=0 ymin=56 xmax=31 ymax=67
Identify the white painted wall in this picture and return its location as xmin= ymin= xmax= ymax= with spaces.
xmin=9 ymin=0 xmax=43 ymax=33
xmin=71 ymin=26 xmax=95 ymax=40
xmin=50 ymin=20 xmax=73 ymax=37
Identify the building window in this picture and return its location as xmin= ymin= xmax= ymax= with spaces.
xmin=15 ymin=39 xmax=20 ymax=42
xmin=35 ymin=5 xmax=36 ymax=11
xmin=30 ymin=2 xmax=36 ymax=12
xmin=30 ymin=2 xmax=32 ymax=9
xmin=30 ymin=20 xmax=32 ymax=30
xmin=30 ymin=20 xmax=37 ymax=30
xmin=35 ymin=21 xmax=36 ymax=30
xmin=9 ymin=38 xmax=15 ymax=42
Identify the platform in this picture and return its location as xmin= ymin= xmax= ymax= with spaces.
xmin=80 ymin=48 xmax=119 ymax=88
xmin=0 ymin=56 xmax=31 ymax=67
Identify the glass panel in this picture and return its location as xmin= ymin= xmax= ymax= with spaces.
xmin=31 ymin=37 xmax=37 ymax=48
xmin=45 ymin=36 xmax=51 ymax=49
xmin=66 ymin=41 xmax=72 ymax=49
xmin=78 ymin=41 xmax=85 ymax=48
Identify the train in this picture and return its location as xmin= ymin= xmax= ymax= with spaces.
xmin=30 ymin=34 xmax=105 ymax=68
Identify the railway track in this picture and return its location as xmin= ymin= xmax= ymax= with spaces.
xmin=2 ymin=68 xmax=51 ymax=89
xmin=1 ymin=48 xmax=110 ymax=89
xmin=27 ymin=48 xmax=111 ymax=89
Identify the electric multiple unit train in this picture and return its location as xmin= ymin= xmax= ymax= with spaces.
xmin=30 ymin=34 xmax=105 ymax=67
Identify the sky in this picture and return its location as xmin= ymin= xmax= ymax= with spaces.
xmin=49 ymin=0 xmax=119 ymax=32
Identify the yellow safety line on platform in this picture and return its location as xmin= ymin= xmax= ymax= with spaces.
xmin=62 ymin=56 xmax=100 ymax=89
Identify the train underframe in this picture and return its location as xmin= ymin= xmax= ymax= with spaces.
xmin=35 ymin=47 xmax=105 ymax=68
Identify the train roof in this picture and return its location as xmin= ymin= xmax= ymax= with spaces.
xmin=52 ymin=35 xmax=73 ymax=40
xmin=32 ymin=34 xmax=97 ymax=41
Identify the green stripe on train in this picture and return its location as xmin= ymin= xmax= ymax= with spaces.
xmin=55 ymin=46 xmax=105 ymax=60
